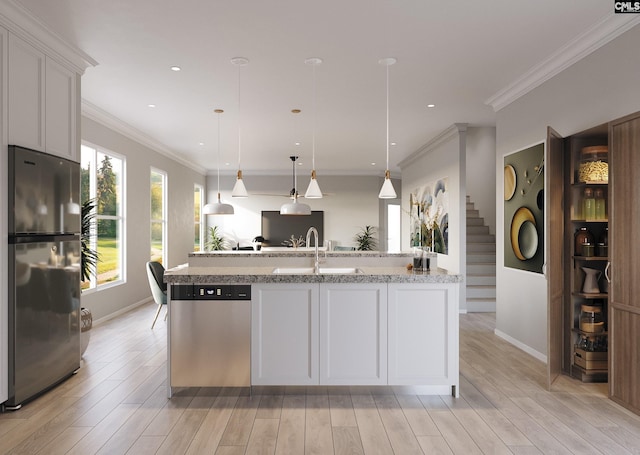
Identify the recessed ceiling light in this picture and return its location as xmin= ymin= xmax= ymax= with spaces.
xmin=199 ymin=142 xmax=204 ymax=146
xmin=390 ymin=142 xmax=397 ymax=146
xmin=298 ymin=162 xmax=303 ymax=166
xmin=371 ymin=162 xmax=376 ymax=166
xmin=427 ymin=104 xmax=435 ymax=108
xmin=225 ymin=162 xmax=230 ymax=166
xmin=295 ymin=142 xmax=301 ymax=146
xmin=148 ymin=104 xmax=156 ymax=108
xmin=170 ymin=66 xmax=181 ymax=71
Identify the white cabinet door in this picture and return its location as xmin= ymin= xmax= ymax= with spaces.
xmin=320 ymin=283 xmax=387 ymax=385
xmin=388 ymin=283 xmax=459 ymax=393
xmin=45 ymin=57 xmax=76 ymax=160
xmin=251 ymin=283 xmax=319 ymax=385
xmin=8 ymin=34 xmax=45 ymax=151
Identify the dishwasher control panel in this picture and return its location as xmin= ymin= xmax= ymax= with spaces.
xmin=171 ymin=284 xmax=251 ymax=300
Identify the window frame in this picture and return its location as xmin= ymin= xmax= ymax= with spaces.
xmin=194 ymin=183 xmax=204 ymax=252
xmin=150 ymin=167 xmax=168 ymax=266
xmin=80 ymin=141 xmax=127 ymax=293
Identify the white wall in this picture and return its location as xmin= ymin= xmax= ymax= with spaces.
xmin=466 ymin=127 xmax=496 ymax=235
xmin=495 ymin=24 xmax=640 ymax=359
xmin=206 ymin=174 xmax=390 ymax=249
xmin=81 ymin=117 xmax=206 ymax=321
xmin=399 ymin=125 xmax=467 ymax=310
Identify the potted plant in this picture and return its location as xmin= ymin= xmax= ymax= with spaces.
xmin=205 ymin=225 xmax=229 ymax=251
xmin=80 ymin=198 xmax=100 ymax=356
xmin=354 ymin=225 xmax=378 ymax=251
xmin=81 ymin=198 xmax=100 ymax=282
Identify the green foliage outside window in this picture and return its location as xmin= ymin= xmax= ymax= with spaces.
xmin=81 ymin=146 xmax=123 ymax=289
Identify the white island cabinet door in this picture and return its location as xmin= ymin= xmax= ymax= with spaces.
xmin=388 ymin=283 xmax=459 ymax=394
xmin=319 ymin=283 xmax=387 ymax=385
xmin=251 ymin=283 xmax=319 ymax=385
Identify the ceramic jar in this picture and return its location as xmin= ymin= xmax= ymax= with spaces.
xmin=575 ymin=227 xmax=594 ymax=256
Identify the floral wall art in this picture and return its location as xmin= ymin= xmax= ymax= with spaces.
xmin=409 ymin=178 xmax=449 ymax=254
xmin=504 ymin=143 xmax=544 ymax=273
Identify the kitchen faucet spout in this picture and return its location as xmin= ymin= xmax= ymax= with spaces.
xmin=306 ymin=227 xmax=319 ymax=274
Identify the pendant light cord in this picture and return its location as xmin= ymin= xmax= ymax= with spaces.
xmin=237 ymin=63 xmax=242 ymax=171
xmin=385 ymin=62 xmax=390 ymax=171
xmin=293 ymin=157 xmax=297 ymax=197
xmin=312 ymin=63 xmax=316 ymax=170
xmin=217 ymin=112 xmax=221 ymax=197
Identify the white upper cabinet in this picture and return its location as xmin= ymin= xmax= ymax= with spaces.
xmin=45 ymin=57 xmax=76 ymax=160
xmin=7 ymin=33 xmax=77 ymax=160
xmin=8 ymin=33 xmax=45 ymax=152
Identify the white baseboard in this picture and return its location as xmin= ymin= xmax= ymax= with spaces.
xmin=494 ymin=328 xmax=547 ymax=363
xmin=459 ymin=309 xmax=468 ymax=314
xmin=91 ymin=297 xmax=154 ymax=327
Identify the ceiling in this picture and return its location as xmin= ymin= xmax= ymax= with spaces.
xmin=15 ymin=0 xmax=616 ymax=176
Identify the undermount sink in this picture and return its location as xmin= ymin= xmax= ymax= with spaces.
xmin=272 ymin=267 xmax=315 ymax=274
xmin=319 ymin=267 xmax=362 ymax=274
xmin=272 ymin=267 xmax=362 ymax=275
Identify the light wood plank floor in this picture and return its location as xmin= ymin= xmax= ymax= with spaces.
xmin=2 ymin=303 xmax=640 ymax=454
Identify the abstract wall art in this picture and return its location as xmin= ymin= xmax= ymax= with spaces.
xmin=409 ymin=177 xmax=449 ymax=254
xmin=504 ymin=143 xmax=544 ymax=273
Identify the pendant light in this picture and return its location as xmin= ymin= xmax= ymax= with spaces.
xmin=378 ymin=57 xmax=397 ymax=199
xmin=304 ymin=57 xmax=323 ymax=199
xmin=203 ymin=109 xmax=234 ymax=215
xmin=231 ymin=57 xmax=249 ymax=198
xmin=280 ymin=155 xmax=311 ymax=215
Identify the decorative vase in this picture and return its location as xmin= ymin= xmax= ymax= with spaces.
xmin=581 ymin=267 xmax=601 ymax=294
xmin=80 ymin=307 xmax=92 ymax=357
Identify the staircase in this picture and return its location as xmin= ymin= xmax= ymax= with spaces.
xmin=466 ymin=196 xmax=496 ymax=312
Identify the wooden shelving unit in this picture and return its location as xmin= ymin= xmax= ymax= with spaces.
xmin=565 ymin=126 xmax=609 ymax=383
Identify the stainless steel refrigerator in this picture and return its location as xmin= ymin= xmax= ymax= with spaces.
xmin=6 ymin=145 xmax=81 ymax=410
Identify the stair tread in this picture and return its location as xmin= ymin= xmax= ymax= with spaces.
xmin=466 ymin=196 xmax=497 ymax=313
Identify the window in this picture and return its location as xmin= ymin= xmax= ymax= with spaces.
xmin=81 ymin=143 xmax=125 ymax=291
xmin=386 ymin=203 xmax=401 ymax=252
xmin=151 ymin=169 xmax=167 ymax=264
xmin=194 ymin=184 xmax=204 ymax=252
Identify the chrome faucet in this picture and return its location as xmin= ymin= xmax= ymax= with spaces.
xmin=306 ymin=226 xmax=320 ymax=274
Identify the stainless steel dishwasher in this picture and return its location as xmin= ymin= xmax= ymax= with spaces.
xmin=169 ymin=284 xmax=251 ymax=391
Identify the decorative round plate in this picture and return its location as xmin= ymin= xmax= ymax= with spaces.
xmin=518 ymin=220 xmax=538 ymax=259
xmin=510 ymin=206 xmax=536 ymax=260
xmin=504 ymin=165 xmax=516 ymax=201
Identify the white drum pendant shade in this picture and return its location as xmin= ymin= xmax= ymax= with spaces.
xmin=203 ymin=193 xmax=234 ymax=215
xmin=280 ymin=197 xmax=311 ymax=215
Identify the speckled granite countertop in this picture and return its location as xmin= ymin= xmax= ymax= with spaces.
xmin=189 ymin=250 xmax=437 ymax=258
xmin=164 ymin=266 xmax=462 ymax=284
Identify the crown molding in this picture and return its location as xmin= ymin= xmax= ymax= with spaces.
xmin=485 ymin=14 xmax=640 ymax=112
xmin=210 ymin=169 xmax=401 ymax=178
xmin=398 ymin=123 xmax=467 ymax=169
xmin=0 ymin=0 xmax=97 ymax=73
xmin=81 ymin=99 xmax=206 ymax=175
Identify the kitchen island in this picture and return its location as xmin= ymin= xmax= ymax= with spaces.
xmin=164 ymin=251 xmax=462 ymax=397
